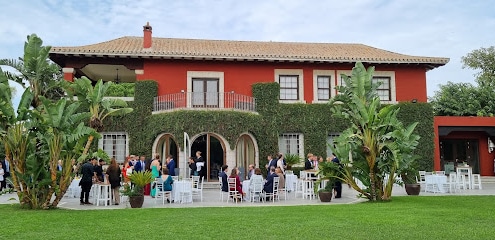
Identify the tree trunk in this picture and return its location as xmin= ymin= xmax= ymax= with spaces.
xmin=83 ymin=135 xmax=94 ymax=156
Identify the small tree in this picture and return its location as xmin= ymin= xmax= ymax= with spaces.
xmin=329 ymin=62 xmax=420 ymax=201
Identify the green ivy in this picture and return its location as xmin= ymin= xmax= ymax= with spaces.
xmin=105 ymin=81 xmax=434 ymax=171
xmin=105 ymin=83 xmax=135 ymax=97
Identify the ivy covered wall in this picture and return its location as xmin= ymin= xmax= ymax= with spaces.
xmin=105 ymin=81 xmax=434 ymax=171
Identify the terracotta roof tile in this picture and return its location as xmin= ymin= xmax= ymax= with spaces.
xmin=50 ymin=36 xmax=449 ymax=65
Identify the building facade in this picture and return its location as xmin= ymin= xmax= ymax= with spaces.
xmin=49 ymin=23 xmax=467 ymax=179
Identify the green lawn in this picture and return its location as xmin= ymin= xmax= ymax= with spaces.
xmin=3 ymin=196 xmax=494 ymax=239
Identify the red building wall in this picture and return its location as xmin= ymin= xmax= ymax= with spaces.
xmin=434 ymin=116 xmax=495 ymax=176
xmin=139 ymin=60 xmax=428 ymax=103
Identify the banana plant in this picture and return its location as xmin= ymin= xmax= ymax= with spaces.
xmin=329 ymin=62 xmax=419 ymax=201
xmin=63 ymin=77 xmax=133 ymax=157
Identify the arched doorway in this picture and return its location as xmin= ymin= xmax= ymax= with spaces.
xmin=154 ymin=134 xmax=179 ymax=168
xmin=190 ymin=133 xmax=225 ymax=181
xmin=236 ymin=134 xmax=256 ymax=181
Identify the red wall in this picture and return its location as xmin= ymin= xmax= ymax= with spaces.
xmin=139 ymin=60 xmax=429 ymax=103
xmin=434 ymin=116 xmax=495 ymax=176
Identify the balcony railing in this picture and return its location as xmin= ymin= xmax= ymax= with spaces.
xmin=153 ymin=92 xmax=256 ymax=113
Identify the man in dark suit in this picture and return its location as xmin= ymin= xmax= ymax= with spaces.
xmin=331 ymin=153 xmax=342 ymax=198
xmin=219 ymin=165 xmax=229 ymax=192
xmin=80 ymin=158 xmax=96 ymax=205
xmin=1 ymin=158 xmax=10 ymax=179
xmin=144 ymin=155 xmax=152 ymax=171
xmin=304 ymin=153 xmax=313 ymax=170
xmin=264 ymin=166 xmax=277 ymax=200
xmin=265 ymin=154 xmax=277 ymax=173
xmin=166 ymin=155 xmax=176 ymax=176
xmin=134 ymin=156 xmax=146 ymax=172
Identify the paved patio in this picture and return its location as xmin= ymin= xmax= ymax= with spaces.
xmin=2 ymin=178 xmax=495 ymax=210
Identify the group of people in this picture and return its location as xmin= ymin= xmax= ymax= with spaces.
xmin=220 ymin=163 xmax=286 ymax=202
xmin=77 ymin=153 xmax=178 ymax=206
xmin=304 ymin=152 xmax=342 ymax=198
xmin=188 ymin=151 xmax=207 ymax=181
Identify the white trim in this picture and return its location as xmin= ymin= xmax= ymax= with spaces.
xmin=187 ymin=71 xmax=225 ymax=108
xmin=98 ymin=132 xmax=129 ymax=163
xmin=336 ymin=70 xmax=397 ymax=104
xmin=62 ymin=67 xmax=75 ymax=74
xmin=274 ymin=69 xmax=304 ymax=103
xmin=312 ymin=70 xmax=336 ymax=103
xmin=134 ymin=69 xmax=144 ymax=75
xmin=278 ymin=133 xmax=305 ymax=159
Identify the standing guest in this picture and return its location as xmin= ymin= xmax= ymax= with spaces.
xmin=229 ymin=167 xmax=244 ymax=200
xmin=122 ymin=160 xmax=133 ymax=184
xmin=247 ymin=164 xmax=255 ymax=179
xmin=150 ymin=155 xmax=162 ymax=197
xmin=219 ymin=165 xmax=229 ymax=193
xmin=265 ymin=154 xmax=277 ymax=173
xmin=80 ymin=158 xmax=97 ymax=205
xmin=276 ymin=154 xmax=286 ymax=175
xmin=94 ymin=159 xmax=105 ymax=182
xmin=105 ymin=157 xmax=121 ymax=205
xmin=263 ymin=166 xmax=277 ymax=200
xmin=166 ymin=155 xmax=176 ymax=176
xmin=188 ymin=157 xmax=197 ymax=176
xmin=0 ymin=161 xmax=5 ymax=191
xmin=275 ymin=167 xmax=285 ymax=190
xmin=195 ymin=151 xmax=207 ymax=181
xmin=331 ymin=153 xmax=342 ymax=198
xmin=129 ymin=155 xmax=137 ymax=167
xmin=144 ymin=155 xmax=152 ymax=171
xmin=134 ymin=155 xmax=146 ymax=173
xmin=305 ymin=153 xmax=313 ymax=170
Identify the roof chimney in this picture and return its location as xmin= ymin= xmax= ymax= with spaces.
xmin=143 ymin=22 xmax=152 ymax=48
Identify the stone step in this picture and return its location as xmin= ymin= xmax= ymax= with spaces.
xmin=203 ymin=182 xmax=220 ymax=189
xmin=481 ymin=176 xmax=495 ymax=183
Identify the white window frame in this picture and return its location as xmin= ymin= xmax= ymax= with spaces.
xmin=187 ymin=71 xmax=225 ymax=108
xmin=278 ymin=133 xmax=304 ymax=159
xmin=274 ymin=69 xmax=304 ymax=103
xmin=313 ymin=70 xmax=336 ymax=103
xmin=98 ymin=132 xmax=129 ymax=163
xmin=336 ymin=70 xmax=397 ymax=104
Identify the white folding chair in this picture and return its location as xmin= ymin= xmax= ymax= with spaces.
xmin=264 ymin=177 xmax=280 ymax=202
xmin=192 ymin=176 xmax=204 ymax=201
xmin=154 ymin=178 xmax=172 ymax=204
xmin=418 ymin=171 xmax=426 ymax=191
xmin=249 ymin=179 xmax=264 ymax=202
xmin=227 ymin=178 xmax=242 ymax=203
xmin=472 ymin=174 xmax=482 ymax=190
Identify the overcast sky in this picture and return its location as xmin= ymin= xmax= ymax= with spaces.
xmin=1 ymin=0 xmax=494 ymax=100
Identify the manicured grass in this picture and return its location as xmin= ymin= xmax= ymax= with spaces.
xmin=3 ymin=196 xmax=495 ymax=239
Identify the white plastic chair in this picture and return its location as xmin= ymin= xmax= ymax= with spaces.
xmin=179 ymin=180 xmax=192 ymax=204
xmin=264 ymin=177 xmax=280 ymax=202
xmin=192 ymin=176 xmax=204 ymax=201
xmin=472 ymin=174 xmax=482 ymax=189
xmin=227 ymin=178 xmax=242 ymax=203
xmin=154 ymin=178 xmax=172 ymax=204
xmin=249 ymin=179 xmax=264 ymax=202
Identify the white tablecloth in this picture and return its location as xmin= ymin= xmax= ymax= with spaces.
xmin=425 ymin=175 xmax=447 ymax=193
xmin=242 ymin=180 xmax=250 ymax=201
xmin=285 ymin=174 xmax=297 ymax=192
xmin=172 ymin=180 xmax=192 ymax=203
xmin=67 ymin=178 xmax=81 ymax=198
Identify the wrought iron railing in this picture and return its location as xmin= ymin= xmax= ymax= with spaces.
xmin=153 ymin=92 xmax=256 ymax=112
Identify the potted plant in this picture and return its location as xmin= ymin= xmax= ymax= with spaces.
xmin=122 ymin=171 xmax=153 ymax=208
xmin=400 ymin=161 xmax=421 ymax=195
xmin=314 ymin=161 xmax=340 ymax=202
xmin=284 ymin=153 xmax=302 ymax=170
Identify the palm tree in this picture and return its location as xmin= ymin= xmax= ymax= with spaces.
xmin=63 ymin=77 xmax=133 ymax=156
xmin=329 ymin=62 xmax=419 ymax=201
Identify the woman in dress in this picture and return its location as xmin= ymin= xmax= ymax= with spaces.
xmin=122 ymin=159 xmax=132 ymax=184
xmin=229 ymin=167 xmax=244 ymax=200
xmin=105 ymin=157 xmax=121 ymax=205
xmin=275 ymin=167 xmax=285 ymax=190
xmin=159 ymin=168 xmax=174 ymax=203
xmin=150 ymin=154 xmax=162 ymax=197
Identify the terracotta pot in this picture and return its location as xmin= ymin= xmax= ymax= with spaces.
xmin=318 ymin=191 xmax=332 ymax=202
xmin=405 ymin=183 xmax=421 ymax=195
xmin=129 ymin=195 xmax=144 ymax=208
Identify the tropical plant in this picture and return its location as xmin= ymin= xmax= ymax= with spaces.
xmin=62 ymin=77 xmax=133 ymax=157
xmin=0 ymin=34 xmax=64 ymax=108
xmin=284 ymin=153 xmax=301 ymax=168
xmin=314 ymin=161 xmax=340 ymax=194
xmin=122 ymin=171 xmax=153 ymax=197
xmin=329 ymin=62 xmax=420 ymax=201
